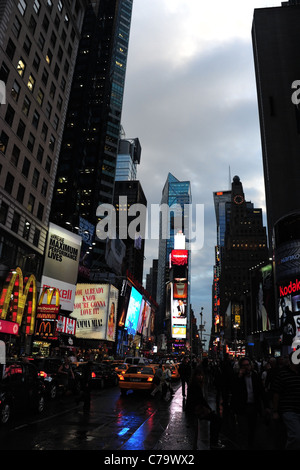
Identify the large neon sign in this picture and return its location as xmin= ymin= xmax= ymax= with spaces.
xmin=0 ymin=267 xmax=37 ymax=335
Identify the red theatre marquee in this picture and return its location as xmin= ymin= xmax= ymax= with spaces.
xmin=170 ymin=250 xmax=188 ymax=266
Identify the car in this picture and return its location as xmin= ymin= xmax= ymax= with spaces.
xmin=124 ymin=356 xmax=149 ymax=365
xmin=74 ymin=362 xmax=119 ymax=389
xmin=0 ymin=360 xmax=46 ymax=424
xmin=113 ymin=362 xmax=128 ymax=377
xmin=32 ymin=357 xmax=64 ymax=399
xmin=119 ymin=364 xmax=156 ymax=396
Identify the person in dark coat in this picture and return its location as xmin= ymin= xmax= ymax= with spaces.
xmin=77 ymin=361 xmax=93 ymax=410
xmin=230 ymin=356 xmax=269 ymax=449
xmin=185 ymin=365 xmax=224 ymax=450
xmin=178 ymin=357 xmax=191 ymax=397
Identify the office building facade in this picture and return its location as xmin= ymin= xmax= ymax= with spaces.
xmin=252 ymin=1 xmax=300 ymax=351
xmin=0 ymin=0 xmax=87 ymax=284
xmin=50 ymin=0 xmax=133 ymax=272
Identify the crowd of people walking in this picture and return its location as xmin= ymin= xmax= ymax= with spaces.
xmin=176 ymin=352 xmax=300 ymax=450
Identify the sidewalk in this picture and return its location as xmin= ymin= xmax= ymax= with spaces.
xmin=151 ymin=386 xmax=236 ymax=451
xmin=152 ymin=385 xmax=281 ymax=451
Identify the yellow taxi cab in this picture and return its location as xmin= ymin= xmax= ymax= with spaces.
xmin=114 ymin=362 xmax=128 ymax=377
xmin=169 ymin=363 xmax=180 ymax=380
xmin=119 ymin=364 xmax=156 ymax=396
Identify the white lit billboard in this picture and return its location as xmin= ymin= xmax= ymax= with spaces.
xmin=70 ymin=284 xmax=118 ymax=341
xmin=41 ymin=223 xmax=82 ymax=311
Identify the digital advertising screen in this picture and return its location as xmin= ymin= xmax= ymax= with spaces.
xmin=124 ymin=287 xmax=143 ymax=336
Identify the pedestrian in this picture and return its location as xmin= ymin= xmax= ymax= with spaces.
xmin=230 ymin=356 xmax=269 ymax=449
xmin=272 ymin=352 xmax=300 ymax=449
xmin=78 ymin=361 xmax=93 ymax=410
xmin=185 ymin=365 xmax=224 ymax=450
xmin=161 ymin=365 xmax=174 ymax=400
xmin=151 ymin=364 xmax=163 ymax=397
xmin=178 ymin=357 xmax=191 ymax=397
xmin=58 ymin=356 xmax=75 ymax=394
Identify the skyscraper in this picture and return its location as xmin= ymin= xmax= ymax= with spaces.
xmin=218 ymin=176 xmax=269 ymax=350
xmin=252 ymin=1 xmax=300 ymax=246
xmin=156 ymin=173 xmax=191 ymax=350
xmin=0 ymin=0 xmax=87 ymax=284
xmin=252 ymin=2 xmax=300 ymax=349
xmin=50 ymin=0 xmax=133 ymax=272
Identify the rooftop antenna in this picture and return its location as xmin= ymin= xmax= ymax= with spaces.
xmin=229 ymin=165 xmax=231 ymax=189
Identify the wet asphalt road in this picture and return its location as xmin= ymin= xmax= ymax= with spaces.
xmin=0 ymin=382 xmax=181 ymax=451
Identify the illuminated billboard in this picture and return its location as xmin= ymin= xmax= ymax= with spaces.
xmin=124 ymin=287 xmax=142 ymax=336
xmin=41 ymin=223 xmax=82 ymax=311
xmin=136 ymin=299 xmax=151 ymax=335
xmin=171 ymin=297 xmax=187 ymax=339
xmin=70 ymin=284 xmax=118 ymax=341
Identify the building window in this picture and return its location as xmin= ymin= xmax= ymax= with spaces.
xmin=49 ymin=134 xmax=55 ymax=152
xmin=36 ymin=88 xmax=44 ymax=106
xmin=23 ymin=36 xmax=32 ymax=56
xmin=33 ymin=0 xmax=41 ymax=15
xmin=23 ymin=220 xmax=31 ymax=240
xmin=11 ymin=145 xmax=20 ymax=166
xmin=4 ymin=104 xmax=15 ymax=126
xmin=41 ymin=67 xmax=49 ymax=86
xmin=33 ymin=52 xmax=40 ymax=71
xmin=45 ymin=155 xmax=52 ymax=173
xmin=27 ymin=74 xmax=35 ymax=93
xmin=21 ymin=156 xmax=30 ymax=177
xmin=37 ymin=144 xmax=44 ymax=163
xmin=32 ymin=110 xmax=40 ymax=129
xmin=46 ymin=48 xmax=52 ymax=65
xmin=11 ymin=211 xmax=20 ymax=233
xmin=41 ymin=178 xmax=48 ymax=197
xmin=38 ymin=33 xmax=45 ymax=51
xmin=27 ymin=193 xmax=35 ymax=213
xmin=45 ymin=101 xmax=52 ymax=119
xmin=17 ymin=58 xmax=26 ymax=76
xmin=27 ymin=132 xmax=35 ymax=152
xmin=0 ymin=201 xmax=9 ymax=224
xmin=12 ymin=16 xmax=22 ymax=38
xmin=50 ymin=82 xmax=56 ymax=99
xmin=41 ymin=123 xmax=48 ymax=141
xmin=33 ymin=228 xmax=40 ymax=247
xmin=11 ymin=80 xmax=20 ymax=101
xmin=17 ymin=183 xmax=25 ymax=204
xmin=17 ymin=119 xmax=26 ymax=140
xmin=37 ymin=203 xmax=44 ymax=220
xmin=32 ymin=168 xmax=39 ymax=187
xmin=6 ymin=39 xmax=16 ymax=60
xmin=22 ymin=95 xmax=31 ymax=116
xmin=42 ymin=14 xmax=49 ymax=32
xmin=17 ymin=0 xmax=27 ymax=16
xmin=4 ymin=172 xmax=14 ymax=194
xmin=0 ymin=62 xmax=10 ymax=83
xmin=28 ymin=15 xmax=37 ymax=34
xmin=0 ymin=131 xmax=8 ymax=154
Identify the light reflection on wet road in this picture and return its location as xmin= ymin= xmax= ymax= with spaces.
xmin=0 ymin=382 xmax=181 ymax=450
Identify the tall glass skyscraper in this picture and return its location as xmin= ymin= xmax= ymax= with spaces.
xmin=156 ymin=173 xmax=191 ymax=350
xmin=50 ymin=0 xmax=133 ymax=271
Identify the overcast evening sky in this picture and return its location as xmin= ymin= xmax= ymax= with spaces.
xmin=121 ymin=0 xmax=281 ymax=334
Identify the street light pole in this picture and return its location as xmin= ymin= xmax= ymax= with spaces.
xmin=200 ymin=307 xmax=204 ymax=361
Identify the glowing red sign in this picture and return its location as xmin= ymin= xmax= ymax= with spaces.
xmin=171 ymin=250 xmax=188 ymax=266
xmin=0 ymin=319 xmax=19 ymax=335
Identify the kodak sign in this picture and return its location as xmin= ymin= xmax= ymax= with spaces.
xmin=279 ymin=279 xmax=300 ymax=297
xmin=0 ymin=267 xmax=36 ymax=335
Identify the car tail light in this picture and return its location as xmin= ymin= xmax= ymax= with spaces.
xmin=91 ymin=372 xmax=96 ymax=378
xmin=147 ymin=377 xmax=153 ymax=382
xmin=38 ymin=371 xmax=47 ymax=378
xmin=119 ymin=375 xmax=124 ymax=381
